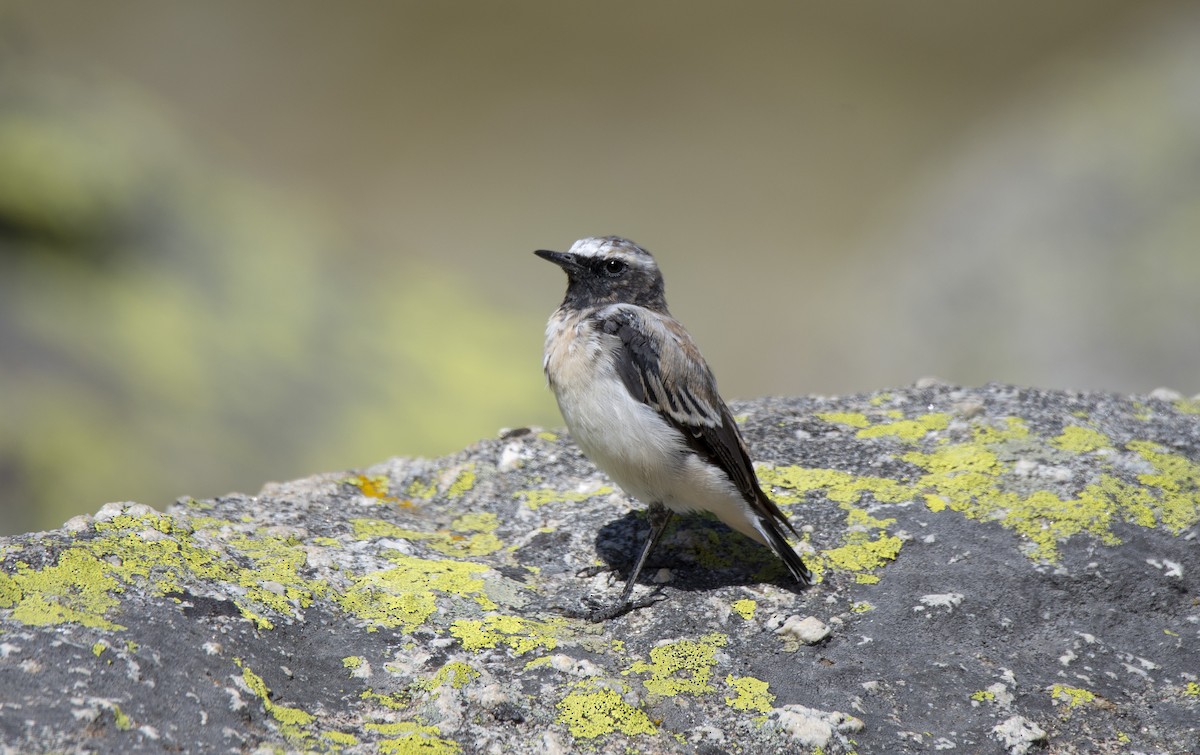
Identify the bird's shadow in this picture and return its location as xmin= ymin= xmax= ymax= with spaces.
xmin=589 ymin=509 xmax=806 ymax=596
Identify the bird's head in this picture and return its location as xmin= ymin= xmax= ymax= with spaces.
xmin=535 ymin=236 xmax=668 ymax=311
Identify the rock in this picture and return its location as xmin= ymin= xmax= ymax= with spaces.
xmin=1 ymin=384 xmax=1198 ymax=753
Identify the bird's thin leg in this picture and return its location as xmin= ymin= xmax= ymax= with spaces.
xmin=584 ymin=502 xmax=674 ymax=622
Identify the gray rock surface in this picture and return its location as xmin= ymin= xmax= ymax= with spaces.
xmin=1 ymin=383 xmax=1198 ymax=753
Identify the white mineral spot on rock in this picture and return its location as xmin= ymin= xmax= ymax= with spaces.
xmin=543 ymin=654 xmax=602 ymax=678
xmin=652 ymin=568 xmax=672 ymax=584
xmin=777 ymin=615 xmax=831 ymax=644
xmin=987 ymin=682 xmax=1014 ymax=707
xmin=63 ymin=514 xmax=93 ymax=532
xmin=772 ymin=705 xmax=865 ymax=748
xmin=93 ymin=502 xmax=131 ymax=522
xmin=497 ymin=441 xmax=529 ymax=472
xmin=919 ymin=593 xmax=964 ymax=610
xmin=1148 ymin=387 xmax=1182 ymax=401
xmin=991 ymin=715 xmax=1047 ymax=755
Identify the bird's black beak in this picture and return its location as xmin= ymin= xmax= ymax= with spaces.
xmin=534 ymin=249 xmax=584 ymax=273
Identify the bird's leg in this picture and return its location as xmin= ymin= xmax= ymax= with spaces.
xmin=581 ymin=502 xmax=674 ymax=622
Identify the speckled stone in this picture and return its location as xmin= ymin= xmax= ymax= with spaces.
xmin=1 ymin=384 xmax=1197 ymax=753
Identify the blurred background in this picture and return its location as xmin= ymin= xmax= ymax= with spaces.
xmin=1 ymin=1 xmax=1198 ymax=534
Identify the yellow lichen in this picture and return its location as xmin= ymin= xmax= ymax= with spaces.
xmin=731 ymin=599 xmax=757 ymax=620
xmin=111 ymin=704 xmax=133 ymax=731
xmin=856 ymin=412 xmax=949 ymax=441
xmin=449 ymin=614 xmax=564 ymax=654
xmin=321 ymin=730 xmax=361 ymax=747
xmin=1050 ymin=684 xmax=1096 ymax=708
xmin=515 ymin=486 xmax=615 ymax=511
xmin=446 ymin=466 xmax=476 ymax=499
xmin=336 ymin=554 xmax=494 ymax=631
xmin=1174 ymin=399 xmax=1200 ymax=415
xmin=361 ymin=689 xmax=410 ymax=710
xmin=421 ymin=661 xmax=479 ymax=690
xmin=369 ymin=722 xmax=462 ymax=754
xmin=756 ymin=466 xmax=910 ymax=506
xmin=823 ymin=535 xmax=903 ymax=573
xmin=237 ymin=659 xmax=316 ymax=728
xmin=815 ymin=412 xmax=871 ymax=428
xmin=7 ymin=549 xmax=125 ymax=630
xmin=625 ymin=633 xmax=727 ymax=697
xmin=1052 ymin=426 xmax=1111 ymax=453
xmin=724 ymin=674 xmax=775 ymax=712
xmin=555 ymin=687 xmax=657 ymax=739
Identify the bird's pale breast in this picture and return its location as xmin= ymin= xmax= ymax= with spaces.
xmin=543 ymin=309 xmax=764 ymax=543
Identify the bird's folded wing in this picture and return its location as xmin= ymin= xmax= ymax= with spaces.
xmin=597 ymin=305 xmax=796 ymax=534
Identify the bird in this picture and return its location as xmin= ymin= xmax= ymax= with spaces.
xmin=535 ymin=235 xmax=813 ymax=621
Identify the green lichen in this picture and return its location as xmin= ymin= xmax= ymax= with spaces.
xmin=0 ymin=571 xmax=18 ymax=607
xmin=731 ymin=599 xmax=756 ymax=620
xmin=336 ymin=554 xmax=494 ymax=631
xmin=823 ymin=535 xmax=903 ymax=574
xmin=92 ymin=641 xmax=108 ymax=657
xmin=321 ymin=730 xmax=361 ymax=747
xmin=406 ymin=478 xmax=439 ymax=500
xmin=724 ymin=674 xmax=775 ymax=712
xmin=515 ymin=485 xmax=615 ymax=511
xmin=555 ymin=686 xmax=657 ymax=739
xmin=856 ymin=412 xmax=949 ymax=441
xmin=351 ymin=514 xmax=502 ymax=558
xmin=361 ymin=689 xmax=410 ymax=710
xmin=625 ymin=633 xmax=727 ymax=696
xmin=7 ymin=549 xmax=124 ymax=630
xmin=111 ymin=703 xmax=133 ymax=731
xmin=421 ymin=661 xmax=480 ymax=691
xmin=1174 ymin=399 xmax=1200 ymax=415
xmin=900 ymin=419 xmax=1200 ymax=562
xmin=1128 ymin=441 xmax=1200 ymax=533
xmin=756 ymin=466 xmax=911 ymax=506
xmin=815 ymin=412 xmax=870 ymax=428
xmin=449 ymin=614 xmax=565 ymax=654
xmin=970 ymin=689 xmax=995 ymax=702
xmin=1052 ymin=426 xmax=1111 ymax=453
xmin=369 ymin=722 xmax=462 ymax=754
xmin=237 ymin=659 xmax=316 ymax=728
xmin=1050 ymin=684 xmax=1095 ymax=708
xmin=449 ymin=512 xmax=496 ymax=532
xmin=851 ymin=601 xmax=874 ymax=613
xmin=446 ymin=465 xmax=477 ymax=499
xmin=342 ymin=656 xmax=364 ymax=670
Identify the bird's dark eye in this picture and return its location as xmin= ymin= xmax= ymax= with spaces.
xmin=603 ymin=258 xmax=628 ymax=276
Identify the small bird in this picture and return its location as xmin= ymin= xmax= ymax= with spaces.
xmin=535 ymin=236 xmax=813 ymax=621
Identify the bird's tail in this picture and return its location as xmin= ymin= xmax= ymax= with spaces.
xmin=755 ymin=514 xmax=814 ymax=586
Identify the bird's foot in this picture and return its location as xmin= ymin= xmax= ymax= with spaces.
xmin=575 ymin=564 xmax=618 ymax=579
xmin=556 ymin=590 xmax=665 ymax=623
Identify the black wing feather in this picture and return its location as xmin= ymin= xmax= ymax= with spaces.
xmin=600 ymin=308 xmax=811 ymax=584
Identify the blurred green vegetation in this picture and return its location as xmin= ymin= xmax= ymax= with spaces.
xmin=0 ymin=75 xmax=557 ymax=534
xmin=1 ymin=1 xmax=1198 ymax=534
